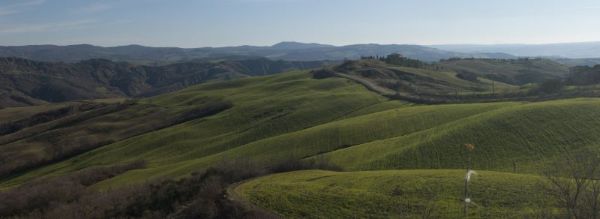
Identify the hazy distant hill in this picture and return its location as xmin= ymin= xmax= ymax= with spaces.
xmin=0 ymin=57 xmax=326 ymax=107
xmin=553 ymin=58 xmax=600 ymax=66
xmin=433 ymin=42 xmax=600 ymax=59
xmin=267 ymin=43 xmax=515 ymax=61
xmin=0 ymin=42 xmax=513 ymax=63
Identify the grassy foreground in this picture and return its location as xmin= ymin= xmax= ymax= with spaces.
xmin=235 ymin=169 xmax=549 ymax=218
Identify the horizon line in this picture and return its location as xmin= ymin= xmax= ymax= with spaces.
xmin=1 ymin=40 xmax=600 ymax=49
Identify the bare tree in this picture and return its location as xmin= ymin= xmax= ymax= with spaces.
xmin=543 ymin=148 xmax=600 ymax=219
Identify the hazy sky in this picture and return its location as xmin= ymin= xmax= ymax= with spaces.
xmin=1 ymin=0 xmax=599 ymax=47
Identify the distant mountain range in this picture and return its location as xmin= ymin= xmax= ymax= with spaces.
xmin=0 ymin=42 xmax=514 ymax=64
xmin=432 ymin=42 xmax=600 ymax=59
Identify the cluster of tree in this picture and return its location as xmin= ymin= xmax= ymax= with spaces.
xmin=311 ymin=69 xmax=337 ymax=79
xmin=566 ymin=65 xmax=600 ymax=85
xmin=456 ymin=71 xmax=479 ymax=82
xmin=533 ymin=79 xmax=565 ymax=94
xmin=0 ymin=157 xmax=340 ymax=219
xmin=529 ymin=65 xmax=600 ymax=94
xmin=361 ymin=53 xmax=425 ymax=68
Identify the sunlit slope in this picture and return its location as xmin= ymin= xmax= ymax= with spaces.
xmin=6 ymin=69 xmax=600 ymax=189
xmin=0 ymin=71 xmax=400 ymax=186
xmin=235 ymin=170 xmax=545 ymax=218
xmin=91 ymin=102 xmax=513 ymax=185
xmin=173 ymin=102 xmax=514 ymax=170
xmin=322 ymin=98 xmax=600 ymax=172
xmin=333 ymin=60 xmax=519 ymax=98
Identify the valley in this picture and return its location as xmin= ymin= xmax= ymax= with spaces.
xmin=2 ymin=56 xmax=600 ymax=217
xmin=4 ymin=1 xmax=600 ymax=218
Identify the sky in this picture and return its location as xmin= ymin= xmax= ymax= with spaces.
xmin=0 ymin=0 xmax=599 ymax=47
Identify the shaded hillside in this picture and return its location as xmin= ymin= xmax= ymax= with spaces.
xmin=438 ymin=58 xmax=569 ymax=85
xmin=566 ymin=65 xmax=600 ymax=85
xmin=0 ymin=97 xmax=232 ymax=179
xmin=0 ymin=57 xmax=326 ymax=107
xmin=0 ymin=42 xmax=513 ymax=63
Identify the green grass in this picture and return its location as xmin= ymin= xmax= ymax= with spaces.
xmin=3 ymin=69 xmax=600 ymax=218
xmin=5 ymin=70 xmax=600 ymax=188
xmin=336 ymin=60 xmax=520 ymax=98
xmin=439 ymin=58 xmax=569 ymax=85
xmin=0 ymin=71 xmax=394 ymax=187
xmin=235 ymin=169 xmax=549 ymax=218
xmin=391 ymin=66 xmax=519 ymax=95
xmin=4 ymin=70 xmax=600 ymax=194
xmin=321 ymin=98 xmax=600 ymax=172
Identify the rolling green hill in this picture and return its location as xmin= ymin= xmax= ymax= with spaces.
xmin=234 ymin=170 xmax=547 ymax=218
xmin=3 ymin=68 xmax=600 ymax=217
xmin=0 ymin=57 xmax=326 ymax=107
xmin=337 ymin=59 xmax=519 ymax=95
xmin=438 ymin=58 xmax=570 ymax=85
xmin=0 ymin=71 xmax=397 ymax=187
xmin=320 ymin=98 xmax=600 ymax=172
xmin=4 ymin=69 xmax=600 ymax=189
xmin=320 ymin=59 xmax=525 ymax=103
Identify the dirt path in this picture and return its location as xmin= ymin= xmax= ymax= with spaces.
xmin=335 ymin=73 xmax=395 ymax=96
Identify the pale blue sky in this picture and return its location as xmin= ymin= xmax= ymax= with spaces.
xmin=1 ymin=0 xmax=599 ymax=47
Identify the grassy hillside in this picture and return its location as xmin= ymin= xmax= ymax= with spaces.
xmin=3 ymin=67 xmax=600 ymax=217
xmin=439 ymin=58 xmax=569 ymax=85
xmin=5 ymin=68 xmax=600 ymax=190
xmin=0 ymin=71 xmax=395 ymax=187
xmin=235 ymin=170 xmax=548 ymax=218
xmin=0 ymin=57 xmax=325 ymax=107
xmin=333 ymin=59 xmax=519 ymax=96
xmin=321 ymin=59 xmax=526 ymax=104
xmin=320 ymin=98 xmax=600 ymax=172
